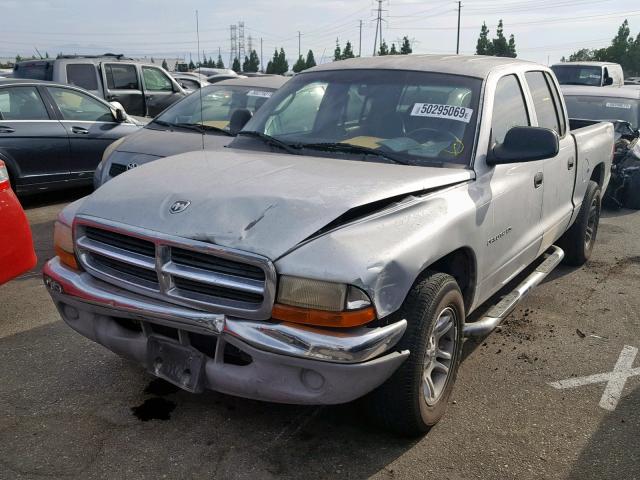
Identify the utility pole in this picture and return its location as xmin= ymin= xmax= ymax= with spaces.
xmin=260 ymin=37 xmax=263 ymax=73
xmin=373 ymin=0 xmax=385 ymax=56
xmin=359 ymin=20 xmax=362 ymax=57
xmin=456 ymin=1 xmax=462 ymax=54
xmin=298 ymin=31 xmax=301 ymax=58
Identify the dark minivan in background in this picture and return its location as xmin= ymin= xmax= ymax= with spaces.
xmin=13 ymin=54 xmax=186 ymax=117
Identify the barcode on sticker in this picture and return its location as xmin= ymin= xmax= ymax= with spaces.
xmin=247 ymin=90 xmax=273 ymax=98
xmin=410 ymin=103 xmax=473 ymax=123
xmin=605 ymin=102 xmax=631 ymax=109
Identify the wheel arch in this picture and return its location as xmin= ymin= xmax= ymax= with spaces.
xmin=590 ymin=162 xmax=605 ymax=188
xmin=421 ymin=247 xmax=477 ymax=313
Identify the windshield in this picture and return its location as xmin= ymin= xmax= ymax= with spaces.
xmin=564 ymin=95 xmax=640 ymax=130
xmin=552 ymin=65 xmax=602 ymax=86
xmin=241 ymin=69 xmax=482 ymax=167
xmin=153 ymin=84 xmax=275 ymax=132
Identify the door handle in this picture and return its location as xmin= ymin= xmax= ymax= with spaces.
xmin=145 ymin=94 xmax=153 ymax=100
xmin=71 ymin=126 xmax=89 ymax=134
xmin=0 ymin=126 xmax=14 ymax=133
xmin=568 ymin=156 xmax=575 ymax=170
xmin=534 ymin=172 xmax=544 ymax=188
xmin=106 ymin=94 xmax=117 ymax=101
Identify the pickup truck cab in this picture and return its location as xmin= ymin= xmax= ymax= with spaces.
xmin=551 ymin=61 xmax=624 ymax=87
xmin=43 ymin=55 xmax=614 ymax=435
xmin=13 ymin=55 xmax=186 ymax=117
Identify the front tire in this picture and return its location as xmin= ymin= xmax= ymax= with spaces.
xmin=558 ymin=180 xmax=601 ymax=266
xmin=365 ymin=272 xmax=464 ymax=436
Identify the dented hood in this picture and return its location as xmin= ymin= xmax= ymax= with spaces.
xmin=78 ymin=149 xmax=474 ymax=259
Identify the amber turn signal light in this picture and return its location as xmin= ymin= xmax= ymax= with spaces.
xmin=271 ymin=303 xmax=376 ymax=328
xmin=55 ymin=245 xmax=79 ymax=271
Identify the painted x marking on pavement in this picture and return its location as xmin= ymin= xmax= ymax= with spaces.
xmin=549 ymin=345 xmax=639 ymax=411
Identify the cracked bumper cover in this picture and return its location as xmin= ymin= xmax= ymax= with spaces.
xmin=43 ymin=257 xmax=409 ymax=405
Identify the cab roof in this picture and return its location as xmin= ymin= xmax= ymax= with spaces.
xmin=307 ymin=54 xmax=538 ymax=79
xmin=552 ymin=61 xmax=619 ymax=67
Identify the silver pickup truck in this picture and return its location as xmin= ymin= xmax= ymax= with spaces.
xmin=44 ymin=55 xmax=614 ymax=435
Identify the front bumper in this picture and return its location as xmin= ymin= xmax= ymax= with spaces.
xmin=43 ymin=258 xmax=408 ymax=405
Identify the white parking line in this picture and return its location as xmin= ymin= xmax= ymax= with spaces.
xmin=549 ymin=345 xmax=639 ymax=411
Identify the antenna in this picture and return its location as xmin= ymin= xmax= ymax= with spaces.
xmin=196 ymin=10 xmax=205 ymax=150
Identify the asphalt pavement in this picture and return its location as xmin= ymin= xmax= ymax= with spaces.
xmin=1 ymin=189 xmax=639 ymax=480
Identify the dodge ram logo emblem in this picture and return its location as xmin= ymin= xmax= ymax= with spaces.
xmin=169 ymin=200 xmax=191 ymax=214
xmin=126 ymin=162 xmax=138 ymax=170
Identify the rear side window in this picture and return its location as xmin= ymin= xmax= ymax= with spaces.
xmin=0 ymin=86 xmax=49 ymax=120
xmin=491 ymin=75 xmax=530 ymax=145
xmin=66 ymin=64 xmax=98 ymax=91
xmin=105 ymin=64 xmax=139 ymax=90
xmin=526 ymin=71 xmax=561 ymax=134
xmin=142 ymin=67 xmax=173 ymax=92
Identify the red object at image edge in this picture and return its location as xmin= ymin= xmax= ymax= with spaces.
xmin=0 ymin=186 xmax=37 ymax=285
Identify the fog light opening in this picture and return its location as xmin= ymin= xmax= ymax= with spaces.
xmin=301 ymin=369 xmax=325 ymax=391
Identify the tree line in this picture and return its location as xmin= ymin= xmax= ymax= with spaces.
xmin=561 ymin=20 xmax=640 ymax=76
xmin=475 ymin=20 xmax=517 ymax=57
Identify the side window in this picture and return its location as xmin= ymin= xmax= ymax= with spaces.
xmin=49 ymin=87 xmax=113 ymax=122
xmin=491 ymin=75 xmax=529 ymax=145
xmin=525 ymin=71 xmax=560 ymax=134
xmin=543 ymin=72 xmax=566 ymax=136
xmin=142 ymin=67 xmax=173 ymax=92
xmin=0 ymin=86 xmax=49 ymax=120
xmin=105 ymin=64 xmax=139 ymax=90
xmin=66 ymin=64 xmax=98 ymax=91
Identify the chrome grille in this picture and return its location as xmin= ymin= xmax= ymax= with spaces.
xmin=74 ymin=217 xmax=276 ymax=320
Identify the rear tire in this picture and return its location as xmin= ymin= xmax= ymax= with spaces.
xmin=558 ymin=180 xmax=601 ymax=266
xmin=623 ymin=169 xmax=640 ymax=210
xmin=365 ymin=271 xmax=464 ymax=436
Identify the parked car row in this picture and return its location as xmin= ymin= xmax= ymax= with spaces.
xmin=13 ymin=54 xmax=186 ymax=117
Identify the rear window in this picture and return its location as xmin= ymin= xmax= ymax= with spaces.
xmin=66 ymin=64 xmax=98 ymax=90
xmin=551 ymin=65 xmax=602 ymax=86
xmin=13 ymin=62 xmax=53 ymax=81
xmin=564 ymin=95 xmax=640 ymax=130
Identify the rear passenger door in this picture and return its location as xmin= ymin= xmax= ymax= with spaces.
xmin=45 ymin=86 xmax=137 ymax=180
xmin=101 ymin=63 xmax=145 ymax=116
xmin=141 ymin=66 xmax=183 ymax=117
xmin=0 ymin=85 xmax=70 ymax=189
xmin=523 ymin=71 xmax=575 ymax=251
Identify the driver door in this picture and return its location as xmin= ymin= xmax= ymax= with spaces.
xmin=480 ymin=74 xmax=545 ymax=291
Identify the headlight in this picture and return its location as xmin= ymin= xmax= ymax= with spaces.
xmin=102 ymin=136 xmax=127 ymax=163
xmin=54 ymin=216 xmax=79 ymax=271
xmin=272 ymin=275 xmax=375 ymax=328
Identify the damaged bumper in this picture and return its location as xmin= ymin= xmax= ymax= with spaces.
xmin=43 ymin=258 xmax=408 ymax=405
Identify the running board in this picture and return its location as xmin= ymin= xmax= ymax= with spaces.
xmin=463 ymin=245 xmax=564 ymax=337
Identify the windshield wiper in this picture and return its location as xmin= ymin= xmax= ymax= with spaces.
xmin=174 ymin=122 xmax=234 ymax=136
xmin=237 ymin=131 xmax=301 ymax=155
xmin=298 ymin=142 xmax=409 ymax=165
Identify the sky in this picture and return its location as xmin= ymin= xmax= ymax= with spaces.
xmin=1 ymin=0 xmax=639 ymax=67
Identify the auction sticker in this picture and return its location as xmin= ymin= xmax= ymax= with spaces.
xmin=247 ymin=90 xmax=273 ymax=98
xmin=605 ymin=102 xmax=632 ymax=109
xmin=411 ymin=103 xmax=473 ymax=123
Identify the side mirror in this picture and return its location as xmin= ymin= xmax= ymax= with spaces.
xmin=109 ymin=101 xmax=127 ymax=122
xmin=604 ymin=76 xmax=614 ymax=86
xmin=229 ymin=108 xmax=253 ymax=135
xmin=487 ymin=126 xmax=559 ymax=165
